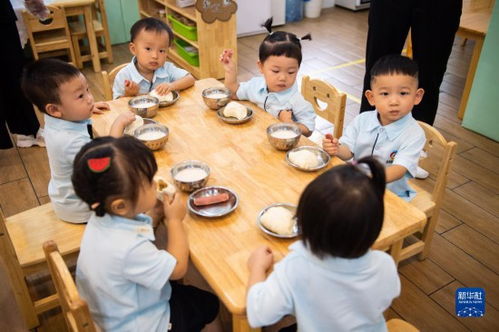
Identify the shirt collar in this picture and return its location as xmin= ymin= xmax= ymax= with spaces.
xmin=44 ymin=113 xmax=92 ymax=131
xmin=92 ymin=213 xmax=155 ymax=241
xmin=364 ymin=111 xmax=415 ymax=141
xmin=129 ymin=57 xmax=169 ymax=84
xmin=256 ymin=77 xmax=299 ymax=103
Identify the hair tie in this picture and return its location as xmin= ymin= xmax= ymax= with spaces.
xmin=351 ymin=160 xmax=358 ymax=166
xmin=262 ymin=17 xmax=273 ymax=34
xmin=301 ymin=33 xmax=312 ymax=41
xmin=87 ymin=157 xmax=111 ymax=173
xmin=90 ymin=202 xmax=100 ymax=210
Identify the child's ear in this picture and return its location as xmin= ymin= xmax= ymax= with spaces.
xmin=129 ymin=42 xmax=136 ymax=56
xmin=414 ymin=88 xmax=424 ymax=106
xmin=365 ymin=90 xmax=376 ymax=107
xmin=45 ymin=104 xmax=63 ymax=118
xmin=110 ymin=198 xmax=130 ymax=216
xmin=257 ymin=61 xmax=264 ymax=74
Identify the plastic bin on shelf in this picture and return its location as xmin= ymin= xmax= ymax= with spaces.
xmin=167 ymin=14 xmax=197 ymax=41
xmin=174 ymin=39 xmax=199 ymax=67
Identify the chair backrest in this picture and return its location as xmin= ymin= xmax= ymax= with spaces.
xmin=22 ymin=5 xmax=67 ymax=33
xmin=43 ymin=241 xmax=97 ymax=332
xmin=387 ymin=318 xmax=419 ymax=332
xmin=301 ymin=75 xmax=346 ymax=138
xmin=101 ymin=63 xmax=128 ymax=100
xmin=417 ymin=121 xmax=457 ymax=205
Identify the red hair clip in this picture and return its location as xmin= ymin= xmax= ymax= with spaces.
xmin=87 ymin=157 xmax=111 ymax=173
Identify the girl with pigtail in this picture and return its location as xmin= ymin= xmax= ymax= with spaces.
xmin=246 ymin=157 xmax=400 ymax=331
xmin=220 ymin=17 xmax=316 ymax=136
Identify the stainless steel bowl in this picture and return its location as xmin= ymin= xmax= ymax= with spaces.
xmin=216 ymin=107 xmax=253 ymax=124
xmin=188 ymin=186 xmax=239 ymax=218
xmin=156 ymin=90 xmax=180 ymax=107
xmin=134 ymin=123 xmax=169 ymax=151
xmin=202 ymin=87 xmax=231 ymax=110
xmin=266 ymin=123 xmax=302 ymax=151
xmin=286 ymin=146 xmax=330 ymax=172
xmin=257 ymin=203 xmax=299 ymax=238
xmin=170 ymin=160 xmax=210 ymax=193
xmin=129 ymin=95 xmax=159 ymax=118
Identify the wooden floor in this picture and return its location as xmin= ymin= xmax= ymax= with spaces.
xmin=1 ymin=6 xmax=498 ymax=331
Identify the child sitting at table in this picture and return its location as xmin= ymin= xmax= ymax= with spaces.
xmin=72 ymin=136 xmax=220 ymax=331
xmin=113 ymin=17 xmax=195 ymax=99
xmin=246 ymin=157 xmax=400 ymax=331
xmin=22 ymin=59 xmax=135 ymax=223
xmin=323 ymin=54 xmax=425 ymax=201
xmin=220 ymin=17 xmax=316 ymax=136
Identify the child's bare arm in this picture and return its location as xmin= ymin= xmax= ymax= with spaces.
xmin=247 ymin=246 xmax=274 ymax=292
xmin=109 ymin=111 xmax=135 ymax=137
xmin=322 ymin=135 xmax=353 ymax=160
xmin=154 ymin=74 xmax=195 ymax=95
xmin=123 ymin=80 xmax=140 ymax=97
xmin=220 ymin=49 xmax=239 ymax=99
xmin=162 ymin=194 xmax=189 ymax=280
xmin=385 ymin=165 xmax=407 ymax=183
xmin=92 ymin=101 xmax=110 ymax=114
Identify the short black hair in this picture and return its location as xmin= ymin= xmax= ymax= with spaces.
xmin=259 ymin=17 xmax=311 ymax=65
xmin=130 ymin=17 xmax=174 ymax=46
xmin=297 ymin=156 xmax=386 ymax=259
xmin=21 ymin=58 xmax=82 ymax=113
xmin=370 ymin=54 xmax=419 ymax=84
xmin=72 ymin=136 xmax=158 ymax=217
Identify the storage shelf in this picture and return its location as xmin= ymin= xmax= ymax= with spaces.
xmin=168 ymin=48 xmax=200 ymax=78
xmin=171 ymin=30 xmax=199 ymax=49
xmin=139 ymin=10 xmax=152 ymax=18
xmin=165 ymin=0 xmax=196 ymax=21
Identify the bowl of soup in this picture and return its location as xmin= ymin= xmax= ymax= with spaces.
xmin=171 ymin=160 xmax=210 ymax=192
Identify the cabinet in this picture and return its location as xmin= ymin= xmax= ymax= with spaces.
xmin=137 ymin=0 xmax=237 ymax=79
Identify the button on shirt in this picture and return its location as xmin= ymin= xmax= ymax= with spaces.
xmin=76 ymin=213 xmax=177 ymax=332
xmin=237 ymin=77 xmax=316 ymax=132
xmin=113 ymin=57 xmax=189 ymax=99
xmin=44 ymin=114 xmax=92 ymax=223
xmin=339 ymin=111 xmax=425 ymax=200
xmin=247 ymin=241 xmax=400 ymax=331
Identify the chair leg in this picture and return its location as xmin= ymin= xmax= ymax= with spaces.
xmin=0 ymin=229 xmax=40 ymax=328
xmin=72 ymin=36 xmax=83 ymax=69
xmin=390 ymin=240 xmax=403 ymax=268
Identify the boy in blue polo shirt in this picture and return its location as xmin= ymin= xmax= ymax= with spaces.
xmin=323 ymin=54 xmax=425 ymax=201
xmin=113 ymin=18 xmax=195 ymax=99
xmin=22 ymin=59 xmax=135 ymax=223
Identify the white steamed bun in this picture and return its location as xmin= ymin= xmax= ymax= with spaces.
xmin=260 ymin=206 xmax=295 ymax=235
xmin=223 ymin=101 xmax=247 ymax=120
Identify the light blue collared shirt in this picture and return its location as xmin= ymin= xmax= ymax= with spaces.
xmin=76 ymin=213 xmax=176 ymax=332
xmin=247 ymin=241 xmax=400 ymax=331
xmin=44 ymin=114 xmax=92 ymax=223
xmin=237 ymin=77 xmax=316 ymax=132
xmin=113 ymin=57 xmax=189 ymax=99
xmin=339 ymin=111 xmax=425 ymax=200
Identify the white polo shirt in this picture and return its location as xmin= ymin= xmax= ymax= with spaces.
xmin=237 ymin=77 xmax=316 ymax=132
xmin=43 ymin=114 xmax=92 ymax=223
xmin=113 ymin=57 xmax=189 ymax=99
xmin=339 ymin=111 xmax=425 ymax=200
xmin=247 ymin=241 xmax=400 ymax=331
xmin=76 ymin=213 xmax=177 ymax=332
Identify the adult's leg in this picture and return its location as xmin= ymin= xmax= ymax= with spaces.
xmin=0 ymin=19 xmax=39 ymax=149
xmin=411 ymin=0 xmax=462 ymax=124
xmin=360 ymin=0 xmax=413 ymax=112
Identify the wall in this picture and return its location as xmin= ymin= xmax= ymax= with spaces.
xmin=462 ymin=3 xmax=499 ymax=141
xmin=104 ymin=0 xmax=140 ymax=45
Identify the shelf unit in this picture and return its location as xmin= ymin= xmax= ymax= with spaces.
xmin=137 ymin=0 xmax=237 ymax=79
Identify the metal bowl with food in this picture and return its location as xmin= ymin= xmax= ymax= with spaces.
xmin=257 ymin=203 xmax=299 ymax=239
xmin=202 ymin=87 xmax=231 ymax=110
xmin=134 ymin=123 xmax=169 ymax=151
xmin=286 ymin=146 xmax=330 ymax=172
xmin=216 ymin=107 xmax=253 ymax=124
xmin=266 ymin=123 xmax=302 ymax=151
xmin=188 ymin=186 xmax=239 ymax=218
xmin=129 ymin=95 xmax=159 ymax=118
xmin=150 ymin=90 xmax=180 ymax=107
xmin=170 ymin=160 xmax=210 ymax=192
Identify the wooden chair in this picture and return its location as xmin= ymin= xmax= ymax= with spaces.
xmin=69 ymin=0 xmax=113 ymax=69
xmin=301 ymin=75 xmax=346 ymax=138
xmin=43 ymin=241 xmax=97 ymax=332
xmin=0 ymin=204 xmax=85 ymax=329
xmin=22 ymin=5 xmax=76 ymax=63
xmin=391 ymin=122 xmax=457 ymax=263
xmin=101 ymin=63 xmax=128 ymax=100
xmin=387 ymin=318 xmax=419 ymax=332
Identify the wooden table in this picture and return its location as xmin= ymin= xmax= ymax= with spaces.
xmin=92 ymin=78 xmax=427 ymax=332
xmin=456 ymin=0 xmax=494 ymax=119
xmin=53 ymin=0 xmax=101 ymax=72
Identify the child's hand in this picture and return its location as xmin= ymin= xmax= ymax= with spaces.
xmin=148 ymin=199 xmax=165 ymax=228
xmin=92 ymin=101 xmax=110 ymax=114
xmin=248 ymin=246 xmax=274 ymax=272
xmin=116 ymin=110 xmax=136 ymax=126
xmin=154 ymin=83 xmax=172 ymax=96
xmin=278 ymin=109 xmax=293 ymax=123
xmin=322 ymin=134 xmax=340 ymax=156
xmin=219 ymin=49 xmax=236 ymax=72
xmin=124 ymin=80 xmax=140 ymax=97
xmin=162 ymin=193 xmax=186 ymax=223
